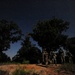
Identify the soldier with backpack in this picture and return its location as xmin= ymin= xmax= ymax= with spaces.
xmin=66 ymin=50 xmax=73 ymax=63
xmin=58 ymin=48 xmax=65 ymax=64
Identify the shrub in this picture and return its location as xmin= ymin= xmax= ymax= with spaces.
xmin=59 ymin=64 xmax=75 ymax=73
xmin=12 ymin=68 xmax=41 ymax=75
xmin=22 ymin=60 xmax=30 ymax=64
xmin=12 ymin=69 xmax=30 ymax=75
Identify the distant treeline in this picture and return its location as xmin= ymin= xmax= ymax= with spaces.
xmin=0 ymin=18 xmax=75 ymax=64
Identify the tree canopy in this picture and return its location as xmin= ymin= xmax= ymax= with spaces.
xmin=0 ymin=19 xmax=23 ymax=52
xmin=12 ymin=35 xmax=42 ymax=64
xmin=30 ymin=18 xmax=69 ymax=52
xmin=0 ymin=52 xmax=11 ymax=63
xmin=66 ymin=37 xmax=75 ymax=63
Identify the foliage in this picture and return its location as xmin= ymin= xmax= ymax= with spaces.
xmin=12 ymin=36 xmax=42 ymax=64
xmin=12 ymin=69 xmax=30 ymax=75
xmin=66 ymin=37 xmax=75 ymax=63
xmin=59 ymin=64 xmax=75 ymax=73
xmin=30 ymin=18 xmax=69 ymax=52
xmin=22 ymin=60 xmax=30 ymax=64
xmin=0 ymin=19 xmax=23 ymax=52
xmin=0 ymin=70 xmax=9 ymax=75
xmin=0 ymin=52 xmax=11 ymax=63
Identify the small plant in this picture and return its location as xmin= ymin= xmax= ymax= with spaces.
xmin=12 ymin=68 xmax=41 ymax=75
xmin=22 ymin=60 xmax=30 ymax=64
xmin=12 ymin=69 xmax=30 ymax=75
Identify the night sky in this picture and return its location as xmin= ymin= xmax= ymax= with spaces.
xmin=0 ymin=0 xmax=75 ymax=58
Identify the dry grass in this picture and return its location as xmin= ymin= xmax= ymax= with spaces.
xmin=1 ymin=64 xmax=74 ymax=75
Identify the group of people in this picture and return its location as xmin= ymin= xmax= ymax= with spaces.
xmin=43 ymin=47 xmax=73 ymax=65
xmin=49 ymin=48 xmax=73 ymax=64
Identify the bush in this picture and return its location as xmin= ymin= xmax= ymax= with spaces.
xmin=22 ymin=60 xmax=30 ymax=64
xmin=59 ymin=64 xmax=75 ymax=73
xmin=0 ymin=70 xmax=9 ymax=75
xmin=12 ymin=68 xmax=40 ymax=75
xmin=12 ymin=69 xmax=30 ymax=75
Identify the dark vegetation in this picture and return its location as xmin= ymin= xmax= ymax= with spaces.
xmin=12 ymin=68 xmax=39 ymax=75
xmin=0 ymin=69 xmax=40 ymax=75
xmin=0 ymin=19 xmax=22 ymax=63
xmin=0 ymin=18 xmax=75 ymax=64
xmin=12 ymin=36 xmax=42 ymax=64
xmin=30 ymin=18 xmax=69 ymax=50
xmin=58 ymin=64 xmax=75 ymax=75
xmin=0 ymin=52 xmax=10 ymax=63
xmin=12 ymin=69 xmax=29 ymax=75
xmin=0 ymin=70 xmax=9 ymax=75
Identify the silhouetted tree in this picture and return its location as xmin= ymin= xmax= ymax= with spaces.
xmin=0 ymin=19 xmax=23 ymax=53
xmin=66 ymin=37 xmax=75 ymax=63
xmin=0 ymin=52 xmax=11 ymax=63
xmin=12 ymin=35 xmax=42 ymax=64
xmin=30 ymin=18 xmax=69 ymax=52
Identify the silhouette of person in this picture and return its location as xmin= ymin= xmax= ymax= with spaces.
xmin=52 ymin=52 xmax=57 ymax=64
xmin=58 ymin=48 xmax=65 ymax=64
xmin=66 ymin=50 xmax=73 ymax=63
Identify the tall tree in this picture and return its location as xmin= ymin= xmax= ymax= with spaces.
xmin=66 ymin=37 xmax=75 ymax=63
xmin=0 ymin=19 xmax=23 ymax=53
xmin=12 ymin=35 xmax=42 ymax=63
xmin=0 ymin=52 xmax=11 ymax=63
xmin=30 ymin=18 xmax=69 ymax=52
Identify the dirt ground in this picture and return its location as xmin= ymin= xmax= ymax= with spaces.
xmin=0 ymin=64 xmax=72 ymax=75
